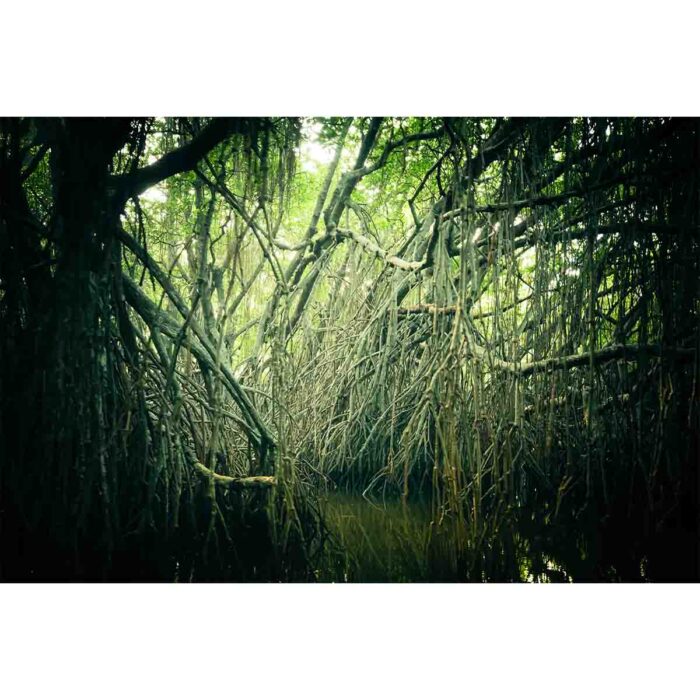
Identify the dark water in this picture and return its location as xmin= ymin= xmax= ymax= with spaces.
xmin=319 ymin=493 xmax=435 ymax=582
xmin=318 ymin=491 xmax=574 ymax=582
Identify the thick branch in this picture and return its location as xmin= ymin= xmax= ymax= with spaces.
xmin=514 ymin=343 xmax=696 ymax=376
xmin=193 ymin=462 xmax=276 ymax=489
xmin=335 ymin=229 xmax=423 ymax=271
xmin=121 ymin=272 xmax=276 ymax=449
xmin=356 ymin=127 xmax=445 ymax=178
xmin=472 ymin=342 xmax=696 ymax=377
xmin=111 ymin=118 xmax=255 ymax=203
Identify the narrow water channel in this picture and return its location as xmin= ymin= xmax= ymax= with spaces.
xmin=319 ymin=491 xmax=577 ymax=582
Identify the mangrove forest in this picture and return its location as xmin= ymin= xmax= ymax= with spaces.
xmin=1 ymin=116 xmax=698 ymax=582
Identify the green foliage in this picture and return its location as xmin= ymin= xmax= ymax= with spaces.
xmin=1 ymin=117 xmax=698 ymax=581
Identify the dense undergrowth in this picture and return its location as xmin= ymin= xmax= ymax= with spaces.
xmin=1 ymin=117 xmax=698 ymax=581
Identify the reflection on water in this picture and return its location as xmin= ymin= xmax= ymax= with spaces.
xmin=318 ymin=491 xmax=574 ymax=583
xmin=319 ymin=492 xmax=434 ymax=582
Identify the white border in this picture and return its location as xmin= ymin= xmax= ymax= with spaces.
xmin=1 ymin=2 xmax=698 ymax=697
xmin=1 ymin=584 xmax=697 ymax=699
xmin=2 ymin=1 xmax=698 ymax=115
